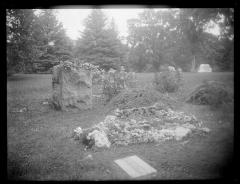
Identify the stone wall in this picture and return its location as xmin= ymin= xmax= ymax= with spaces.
xmin=52 ymin=62 xmax=92 ymax=111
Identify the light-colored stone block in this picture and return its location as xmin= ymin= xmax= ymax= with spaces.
xmin=114 ymin=155 xmax=157 ymax=178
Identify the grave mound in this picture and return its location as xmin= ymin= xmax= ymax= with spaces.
xmin=185 ymin=80 xmax=233 ymax=107
xmin=107 ymin=89 xmax=179 ymax=111
xmin=73 ymin=102 xmax=210 ymax=149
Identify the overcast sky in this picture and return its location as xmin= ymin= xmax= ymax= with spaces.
xmin=55 ymin=8 xmax=144 ymax=41
xmin=54 ymin=8 xmax=220 ymax=41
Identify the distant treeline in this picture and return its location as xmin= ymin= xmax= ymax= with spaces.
xmin=7 ymin=8 xmax=234 ymax=76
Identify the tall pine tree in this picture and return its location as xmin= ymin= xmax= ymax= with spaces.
xmin=74 ymin=9 xmax=125 ymax=71
xmin=33 ymin=9 xmax=73 ymax=72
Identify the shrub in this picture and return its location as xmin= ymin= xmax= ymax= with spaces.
xmin=125 ymin=72 xmax=137 ymax=88
xmin=102 ymin=70 xmax=137 ymax=102
xmin=70 ymin=59 xmax=105 ymax=85
xmin=153 ymin=69 xmax=183 ymax=93
xmin=102 ymin=71 xmax=125 ymax=102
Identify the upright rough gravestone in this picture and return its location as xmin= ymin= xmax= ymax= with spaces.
xmin=52 ymin=61 xmax=93 ymax=111
xmin=198 ymin=64 xmax=212 ymax=72
xmin=168 ymin=66 xmax=176 ymax=72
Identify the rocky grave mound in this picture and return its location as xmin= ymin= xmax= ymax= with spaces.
xmin=106 ymin=89 xmax=180 ymax=111
xmin=186 ymin=80 xmax=233 ymax=107
xmin=73 ymin=102 xmax=210 ymax=149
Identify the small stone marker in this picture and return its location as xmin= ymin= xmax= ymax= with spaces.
xmin=114 ymin=155 xmax=157 ymax=178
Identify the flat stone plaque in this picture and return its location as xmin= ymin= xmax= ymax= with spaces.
xmin=114 ymin=155 xmax=157 ymax=178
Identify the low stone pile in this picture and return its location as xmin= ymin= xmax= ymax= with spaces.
xmin=73 ymin=102 xmax=210 ymax=149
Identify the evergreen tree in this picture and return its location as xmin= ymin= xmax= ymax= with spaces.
xmin=32 ymin=9 xmax=73 ymax=72
xmin=75 ymin=9 xmax=125 ymax=71
xmin=7 ymin=9 xmax=74 ymax=74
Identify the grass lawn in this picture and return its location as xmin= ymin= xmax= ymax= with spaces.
xmin=7 ymin=72 xmax=234 ymax=180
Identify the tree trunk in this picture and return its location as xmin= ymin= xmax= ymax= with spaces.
xmin=191 ymin=55 xmax=196 ymax=72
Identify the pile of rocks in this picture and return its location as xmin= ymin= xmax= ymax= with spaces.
xmin=73 ymin=102 xmax=210 ymax=149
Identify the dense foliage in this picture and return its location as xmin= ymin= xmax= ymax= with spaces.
xmin=101 ymin=67 xmax=138 ymax=101
xmin=153 ymin=68 xmax=183 ymax=93
xmin=74 ymin=10 xmax=127 ymax=71
xmin=126 ymin=8 xmax=234 ymax=72
xmin=7 ymin=8 xmax=234 ymax=75
xmin=7 ymin=9 xmax=73 ymax=74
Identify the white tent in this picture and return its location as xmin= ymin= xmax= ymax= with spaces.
xmin=198 ymin=64 xmax=212 ymax=72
